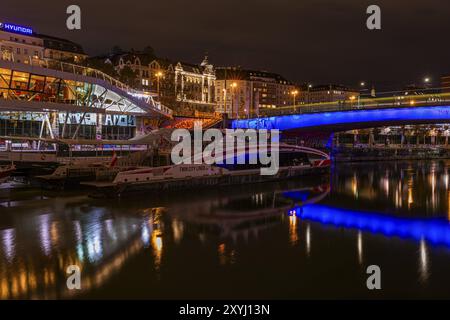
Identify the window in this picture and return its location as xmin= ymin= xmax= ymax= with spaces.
xmin=0 ymin=68 xmax=12 ymax=89
xmin=11 ymin=71 xmax=29 ymax=91
xmin=16 ymin=48 xmax=20 ymax=54
xmin=29 ymin=74 xmax=46 ymax=92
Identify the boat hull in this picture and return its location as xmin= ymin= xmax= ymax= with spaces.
xmin=89 ymin=165 xmax=330 ymax=198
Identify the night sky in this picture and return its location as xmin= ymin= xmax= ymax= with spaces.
xmin=3 ymin=0 xmax=450 ymax=89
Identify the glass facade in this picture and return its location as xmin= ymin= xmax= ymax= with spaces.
xmin=1 ymin=68 xmax=92 ymax=104
xmin=0 ymin=67 xmax=143 ymax=140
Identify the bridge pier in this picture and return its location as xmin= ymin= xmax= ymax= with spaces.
xmin=369 ymin=129 xmax=375 ymax=147
xmin=96 ymin=114 xmax=103 ymax=140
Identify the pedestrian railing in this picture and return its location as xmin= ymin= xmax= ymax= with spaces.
xmin=258 ymin=90 xmax=450 ymax=117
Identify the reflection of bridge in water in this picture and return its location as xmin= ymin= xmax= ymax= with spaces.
xmin=168 ymin=183 xmax=330 ymax=241
xmin=292 ymin=204 xmax=450 ymax=247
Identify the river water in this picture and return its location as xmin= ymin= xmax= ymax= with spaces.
xmin=0 ymin=160 xmax=449 ymax=299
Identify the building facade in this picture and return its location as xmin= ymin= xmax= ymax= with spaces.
xmin=40 ymin=34 xmax=87 ymax=63
xmin=441 ymin=75 xmax=450 ymax=93
xmin=0 ymin=21 xmax=87 ymax=64
xmin=215 ymin=67 xmax=296 ymax=118
xmin=0 ymin=22 xmax=44 ymax=64
xmin=299 ymin=84 xmax=360 ymax=105
xmin=0 ymin=21 xmax=157 ymax=143
xmin=107 ymin=53 xmax=216 ymax=116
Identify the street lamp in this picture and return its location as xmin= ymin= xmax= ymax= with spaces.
xmin=307 ymin=84 xmax=312 ymax=104
xmin=156 ymin=71 xmax=163 ymax=99
xmin=359 ymin=82 xmax=368 ymax=107
xmin=424 ymin=77 xmax=431 ymax=90
xmin=291 ymin=90 xmax=299 ymax=112
xmin=350 ymin=95 xmax=356 ymax=107
xmin=230 ymin=82 xmax=237 ymax=118
xmin=223 ymin=88 xmax=227 ymax=115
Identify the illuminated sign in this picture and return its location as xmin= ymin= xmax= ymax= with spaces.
xmin=0 ymin=22 xmax=33 ymax=35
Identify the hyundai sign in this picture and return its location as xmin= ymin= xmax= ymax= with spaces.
xmin=0 ymin=22 xmax=33 ymax=35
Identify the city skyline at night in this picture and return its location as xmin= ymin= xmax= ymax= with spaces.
xmin=2 ymin=0 xmax=450 ymax=312
xmin=2 ymin=0 xmax=450 ymax=88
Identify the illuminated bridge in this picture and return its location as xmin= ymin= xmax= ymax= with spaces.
xmin=231 ymin=94 xmax=450 ymax=133
xmin=0 ymin=56 xmax=172 ymax=141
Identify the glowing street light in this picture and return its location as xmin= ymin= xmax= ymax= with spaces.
xmin=291 ymin=90 xmax=299 ymax=112
xmin=155 ymin=71 xmax=163 ymax=98
xmin=230 ymin=82 xmax=238 ymax=118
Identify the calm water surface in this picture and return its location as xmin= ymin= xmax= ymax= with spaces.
xmin=1 ymin=160 xmax=450 ymax=299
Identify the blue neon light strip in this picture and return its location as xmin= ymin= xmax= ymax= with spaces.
xmin=282 ymin=191 xmax=311 ymax=202
xmin=232 ymin=106 xmax=450 ymax=130
xmin=292 ymin=204 xmax=450 ymax=246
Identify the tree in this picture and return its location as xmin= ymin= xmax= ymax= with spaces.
xmin=142 ymin=45 xmax=155 ymax=56
xmin=86 ymin=58 xmax=118 ymax=78
xmin=119 ymin=66 xmax=138 ymax=87
xmin=111 ymin=45 xmax=124 ymax=55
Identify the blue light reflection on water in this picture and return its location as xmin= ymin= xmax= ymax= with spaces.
xmin=288 ymin=204 xmax=450 ymax=247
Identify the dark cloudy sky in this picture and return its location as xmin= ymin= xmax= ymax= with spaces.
xmin=3 ymin=0 xmax=450 ymax=89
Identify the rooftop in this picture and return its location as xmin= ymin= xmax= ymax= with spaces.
xmin=215 ymin=67 xmax=293 ymax=85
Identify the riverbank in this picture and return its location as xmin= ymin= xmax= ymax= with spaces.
xmin=333 ymin=146 xmax=450 ymax=162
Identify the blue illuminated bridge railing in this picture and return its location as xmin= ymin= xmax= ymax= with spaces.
xmin=290 ymin=204 xmax=450 ymax=247
xmin=232 ymin=105 xmax=450 ymax=131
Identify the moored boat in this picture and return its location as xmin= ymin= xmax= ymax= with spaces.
xmin=85 ymin=144 xmax=331 ymax=197
xmin=35 ymin=162 xmax=142 ymax=189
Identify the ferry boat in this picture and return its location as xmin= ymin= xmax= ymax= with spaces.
xmin=0 ymin=164 xmax=16 ymax=185
xmin=86 ymin=144 xmax=331 ymax=197
xmin=35 ymin=162 xmax=142 ymax=189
